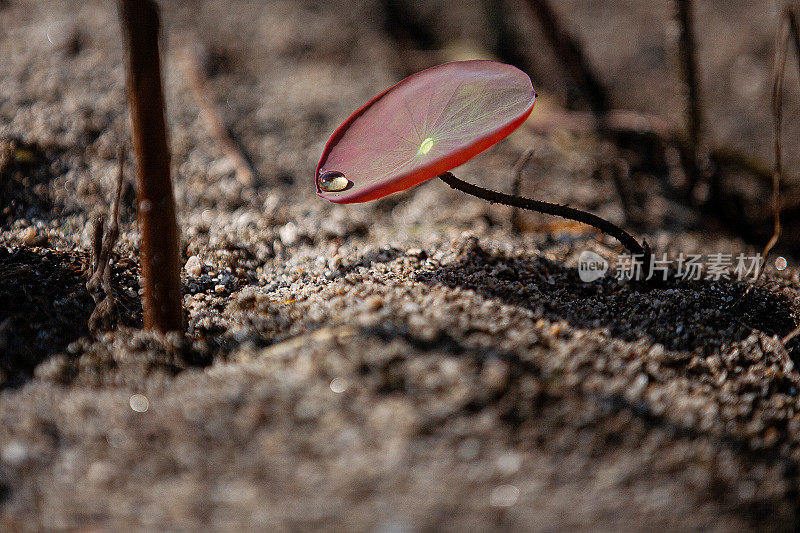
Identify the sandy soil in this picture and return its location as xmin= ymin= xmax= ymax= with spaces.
xmin=2 ymin=0 xmax=800 ymax=530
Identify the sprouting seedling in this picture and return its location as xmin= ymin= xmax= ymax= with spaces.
xmin=316 ymin=60 xmax=651 ymax=273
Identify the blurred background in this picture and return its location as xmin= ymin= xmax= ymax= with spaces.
xmin=3 ymin=0 xmax=797 ymax=250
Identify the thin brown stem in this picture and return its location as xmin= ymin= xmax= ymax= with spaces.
xmin=119 ymin=0 xmax=183 ymax=333
xmin=765 ymin=10 xmax=788 ymax=274
xmin=439 ymin=172 xmax=652 ymax=275
xmin=522 ymin=0 xmax=609 ymax=118
xmin=180 ymin=42 xmax=259 ymax=187
xmin=758 ymin=7 xmax=800 ymax=278
xmin=483 ymin=0 xmax=533 ymax=77
xmin=510 ymin=148 xmax=534 ymax=232
xmin=86 ymin=147 xmax=126 ymax=332
xmin=674 ymin=0 xmax=704 ymax=194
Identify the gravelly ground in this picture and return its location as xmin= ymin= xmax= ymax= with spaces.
xmin=2 ymin=0 xmax=800 ymax=530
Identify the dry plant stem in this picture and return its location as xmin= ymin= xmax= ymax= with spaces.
xmin=764 ymin=11 xmax=789 ymax=276
xmin=674 ymin=0 xmax=704 ymax=192
xmin=439 ymin=172 xmax=652 ymax=273
xmin=180 ymin=42 xmax=258 ymax=187
xmin=89 ymin=216 xmax=103 ymax=274
xmin=523 ymin=0 xmax=608 ymax=118
xmin=510 ymin=148 xmax=534 ymax=232
xmin=765 ymin=9 xmax=800 ymax=258
xmin=119 ymin=0 xmax=183 ymax=333
xmin=86 ymin=149 xmax=126 ymax=331
xmin=757 ymin=7 xmax=800 ymax=278
xmin=378 ymin=0 xmax=439 ymax=75
xmin=484 ymin=0 xmax=532 ymax=78
xmin=736 ymin=7 xmax=798 ymax=303
xmin=784 ymin=324 xmax=800 ymax=345
xmin=602 ymin=158 xmax=637 ymax=226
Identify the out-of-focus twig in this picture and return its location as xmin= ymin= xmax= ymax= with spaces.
xmin=522 ymin=0 xmax=609 ymax=119
xmin=378 ymin=0 xmax=440 ymax=75
xmin=509 ymin=148 xmax=534 ymax=232
xmin=87 ymin=147 xmax=125 ymax=332
xmin=674 ymin=0 xmax=704 ymax=194
xmin=179 ymin=42 xmax=259 ymax=187
xmin=379 ymin=0 xmax=437 ymax=50
xmin=758 ymin=6 xmax=800 ymax=279
xmin=602 ymin=156 xmax=640 ymax=226
xmin=484 ymin=0 xmax=533 ymax=75
xmin=763 ymin=9 xmax=790 ymax=275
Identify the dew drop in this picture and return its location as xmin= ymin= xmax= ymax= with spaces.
xmin=318 ymin=171 xmax=350 ymax=192
xmin=776 ymin=256 xmax=788 ymax=271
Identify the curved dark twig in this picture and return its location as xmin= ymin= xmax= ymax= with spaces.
xmin=438 ymin=172 xmax=652 ymax=276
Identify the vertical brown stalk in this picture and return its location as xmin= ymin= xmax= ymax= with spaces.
xmin=761 ymin=7 xmax=800 ymax=275
xmin=674 ymin=0 xmax=703 ymax=192
xmin=509 ymin=148 xmax=534 ymax=232
xmin=119 ymin=0 xmax=183 ymax=332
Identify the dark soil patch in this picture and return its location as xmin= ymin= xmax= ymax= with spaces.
xmin=419 ymin=243 xmax=800 ymax=355
xmin=0 ymin=246 xmax=141 ymax=388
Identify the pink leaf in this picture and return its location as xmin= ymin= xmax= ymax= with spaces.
xmin=316 ymin=60 xmax=536 ymax=203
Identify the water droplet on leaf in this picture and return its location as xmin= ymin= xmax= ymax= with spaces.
xmin=318 ymin=171 xmax=350 ymax=192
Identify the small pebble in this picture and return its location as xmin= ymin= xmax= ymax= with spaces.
xmin=129 ymin=394 xmax=149 ymax=413
xmin=481 ymin=359 xmax=510 ymax=391
xmin=185 ymin=255 xmax=203 ymax=276
xmin=489 ymin=484 xmax=520 ymax=507
xmin=279 ymin=222 xmax=298 ymax=246
xmin=20 ymin=226 xmax=38 ymax=245
xmin=330 ymin=377 xmax=348 ymax=393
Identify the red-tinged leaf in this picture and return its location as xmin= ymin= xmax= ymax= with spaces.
xmin=316 ymin=60 xmax=536 ymax=203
